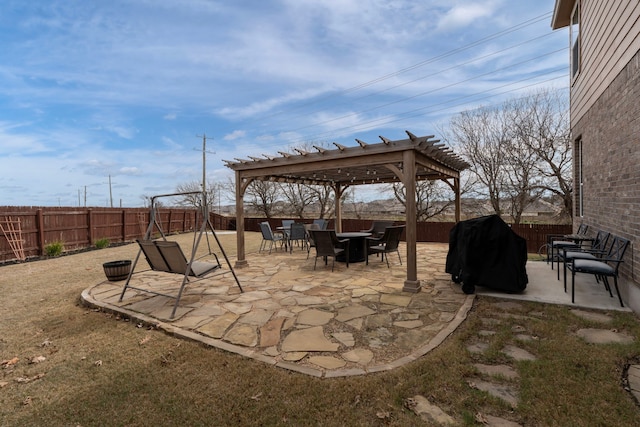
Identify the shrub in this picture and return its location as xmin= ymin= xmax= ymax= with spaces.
xmin=44 ymin=241 xmax=64 ymax=257
xmin=95 ymin=238 xmax=110 ymax=249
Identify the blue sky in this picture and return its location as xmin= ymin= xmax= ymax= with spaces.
xmin=0 ymin=0 xmax=568 ymax=207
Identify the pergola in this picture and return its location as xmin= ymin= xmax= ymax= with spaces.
xmin=224 ymin=130 xmax=469 ymax=293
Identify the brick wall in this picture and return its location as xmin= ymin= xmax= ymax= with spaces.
xmin=572 ymin=49 xmax=640 ymax=287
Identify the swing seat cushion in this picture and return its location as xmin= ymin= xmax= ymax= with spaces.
xmin=137 ymin=239 xmax=220 ymax=277
xmin=154 ymin=241 xmax=220 ymax=277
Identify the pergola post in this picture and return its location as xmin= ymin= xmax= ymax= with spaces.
xmin=234 ymin=171 xmax=248 ymax=268
xmin=402 ymin=150 xmax=420 ymax=293
xmin=454 ymin=177 xmax=461 ymax=223
xmin=334 ymin=183 xmax=343 ymax=233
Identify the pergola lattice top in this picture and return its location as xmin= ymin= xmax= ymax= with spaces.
xmin=223 ymin=131 xmax=469 ymax=186
xmin=225 ymin=130 xmax=469 ymax=294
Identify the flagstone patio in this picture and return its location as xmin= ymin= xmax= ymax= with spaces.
xmin=82 ymin=242 xmax=475 ymax=377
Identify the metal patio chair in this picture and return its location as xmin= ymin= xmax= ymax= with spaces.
xmin=310 ymin=229 xmax=349 ymax=271
xmin=366 ymin=225 xmax=405 ymax=267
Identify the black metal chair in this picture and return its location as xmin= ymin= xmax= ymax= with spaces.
xmin=559 ymin=229 xmax=610 ymax=282
xmin=312 ymin=218 xmax=329 ymax=230
xmin=360 ymin=220 xmax=394 ymax=238
xmin=547 ymin=223 xmax=589 ymax=268
xmin=366 ymin=225 xmax=405 ymax=267
xmin=304 ymin=223 xmax=320 ymax=259
xmin=567 ymin=235 xmax=629 ymax=307
xmin=310 ymin=229 xmax=349 ymax=271
xmin=259 ymin=222 xmax=284 ymax=254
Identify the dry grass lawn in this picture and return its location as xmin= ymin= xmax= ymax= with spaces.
xmin=2 ymin=232 xmax=640 ymax=426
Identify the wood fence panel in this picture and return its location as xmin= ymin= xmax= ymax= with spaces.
xmin=0 ymin=206 xmax=573 ymax=263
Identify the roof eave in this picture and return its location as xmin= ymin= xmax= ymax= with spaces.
xmin=551 ymin=0 xmax=575 ymax=30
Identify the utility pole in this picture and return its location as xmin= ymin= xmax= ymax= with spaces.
xmin=196 ymin=134 xmax=215 ymax=212
xmin=109 ymin=174 xmax=113 ymax=208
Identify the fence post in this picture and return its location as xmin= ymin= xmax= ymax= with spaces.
xmin=122 ymin=209 xmax=126 ymax=242
xmin=87 ymin=208 xmax=93 ymax=245
xmin=36 ymin=209 xmax=45 ymax=255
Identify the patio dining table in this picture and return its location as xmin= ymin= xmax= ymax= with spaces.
xmin=336 ymin=232 xmax=371 ymax=263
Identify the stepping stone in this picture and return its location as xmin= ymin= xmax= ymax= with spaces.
xmin=469 ymin=380 xmax=518 ymax=407
xmin=281 ymin=326 xmax=339 ymax=352
xmin=405 ymin=395 xmax=456 ymax=425
xmin=308 ymin=356 xmax=346 ymax=369
xmin=467 ymin=342 xmax=490 ymax=354
xmin=335 ymin=304 xmax=376 ymax=322
xmin=260 ymin=317 xmax=285 ymax=348
xmin=570 ymin=309 xmax=613 ymax=324
xmin=501 ymin=345 xmax=536 ymax=361
xmin=224 ymin=324 xmax=258 ymax=347
xmin=514 ymin=334 xmax=537 ymax=342
xmin=576 ymin=328 xmax=634 ymax=344
xmin=474 ymin=363 xmax=519 ymax=380
xmin=483 ymin=414 xmax=523 ymax=426
xmin=478 ymin=330 xmax=496 ymax=337
xmin=297 ymin=309 xmax=334 ymax=326
xmin=511 ymin=325 xmax=526 ymax=333
xmin=342 ymin=348 xmax=373 ymax=365
xmin=627 ymin=365 xmax=640 ymax=403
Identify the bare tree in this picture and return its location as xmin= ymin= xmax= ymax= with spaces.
xmin=245 ymin=180 xmax=280 ymax=218
xmin=279 ymin=183 xmax=315 ymax=218
xmin=446 ymin=89 xmax=571 ymax=224
xmin=308 ymin=185 xmax=334 ymax=219
xmin=391 ymin=177 xmax=473 ymax=221
xmin=175 ymin=180 xmax=222 ymax=211
xmin=449 ymin=106 xmax=510 ymax=217
xmin=511 ymin=89 xmax=572 ymax=221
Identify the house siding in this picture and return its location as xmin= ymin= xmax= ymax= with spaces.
xmin=572 ymin=46 xmax=640 ymax=307
xmin=570 ymin=0 xmax=640 ymax=124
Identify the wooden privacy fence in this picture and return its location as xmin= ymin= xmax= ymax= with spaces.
xmin=0 ymin=207 xmax=235 ymax=262
xmin=0 ymin=206 xmax=571 ymax=263
xmin=247 ymin=218 xmax=571 ymax=255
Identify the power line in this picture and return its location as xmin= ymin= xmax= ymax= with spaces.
xmin=253 ymin=12 xmax=554 ymax=124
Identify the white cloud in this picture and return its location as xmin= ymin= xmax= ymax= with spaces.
xmin=223 ymin=130 xmax=246 ymax=141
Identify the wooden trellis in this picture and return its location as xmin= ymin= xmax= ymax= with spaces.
xmin=1 ymin=217 xmax=26 ymax=261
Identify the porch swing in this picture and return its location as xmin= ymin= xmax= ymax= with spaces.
xmin=119 ymin=191 xmax=243 ymax=319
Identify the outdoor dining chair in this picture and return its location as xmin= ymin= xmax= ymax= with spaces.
xmin=310 ymin=229 xmax=349 ymax=271
xmin=312 ymin=218 xmax=328 ymax=230
xmin=547 ymin=223 xmax=589 ymax=268
xmin=360 ymin=220 xmax=394 ymax=238
xmin=566 ymin=235 xmax=629 ymax=307
xmin=304 ymin=223 xmax=320 ymax=259
xmin=288 ymin=222 xmax=307 ymax=253
xmin=365 ymin=225 xmax=405 ymax=267
xmin=259 ymin=222 xmax=284 ymax=254
xmin=559 ymin=229 xmax=610 ymax=282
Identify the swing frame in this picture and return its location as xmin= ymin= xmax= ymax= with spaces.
xmin=119 ymin=191 xmax=243 ymax=319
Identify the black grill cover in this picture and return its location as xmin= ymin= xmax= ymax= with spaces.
xmin=445 ymin=215 xmax=528 ymax=294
